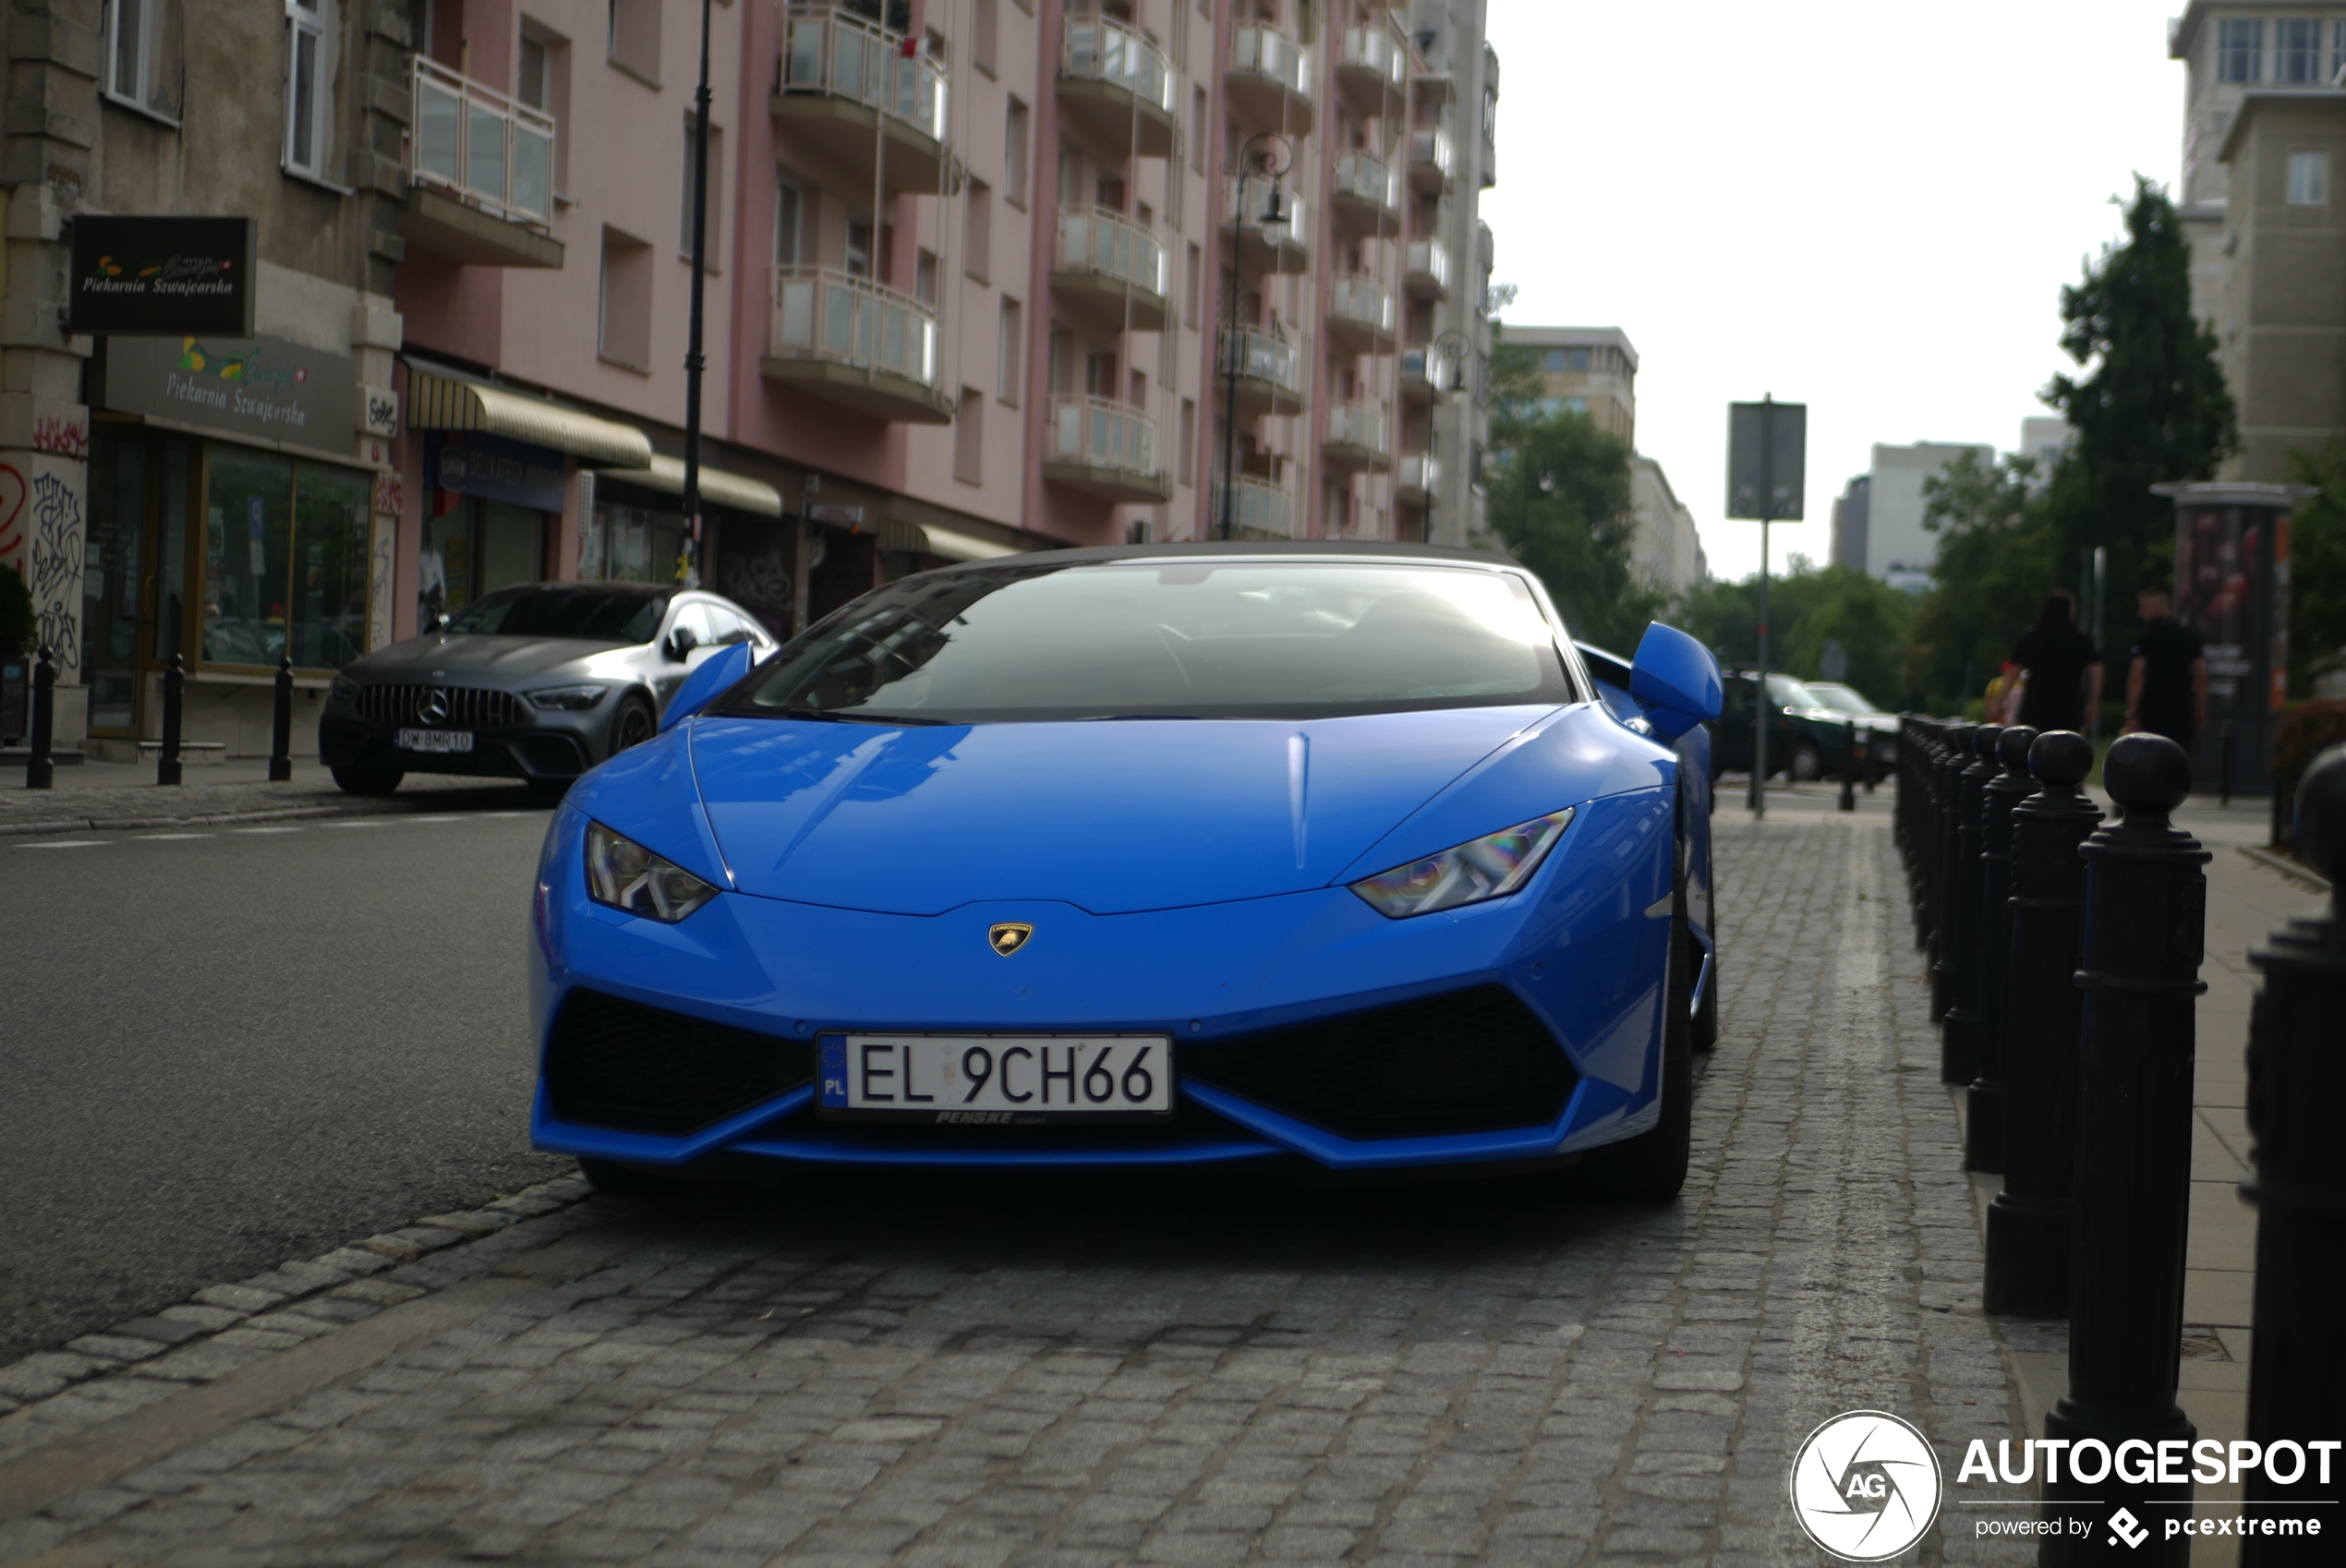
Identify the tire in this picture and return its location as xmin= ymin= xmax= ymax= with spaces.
xmin=578 ymin=1157 xmax=694 ymax=1198
xmin=607 ymin=695 xmax=656 ymax=759
xmin=331 ymin=764 xmax=403 ymax=796
xmin=1786 ymin=742 xmax=1824 ymax=783
xmin=1585 ymin=799 xmax=1695 ymax=1199
xmin=1692 ymin=941 xmax=1720 ymax=1054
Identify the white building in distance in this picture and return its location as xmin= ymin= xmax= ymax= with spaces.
xmin=1860 ymin=440 xmax=1994 ymax=590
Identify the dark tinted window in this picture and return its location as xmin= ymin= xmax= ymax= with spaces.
xmin=444 ymin=585 xmax=671 ymax=643
xmin=723 ymin=561 xmax=1576 ymax=722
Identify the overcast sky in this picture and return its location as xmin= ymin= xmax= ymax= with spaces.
xmin=1480 ymin=0 xmax=2186 ymax=585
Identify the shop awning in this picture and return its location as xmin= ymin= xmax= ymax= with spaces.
xmin=875 ymin=518 xmax=1022 ymax=561
xmin=595 ymin=454 xmax=784 ymax=518
xmin=407 ymin=371 xmax=653 ymax=467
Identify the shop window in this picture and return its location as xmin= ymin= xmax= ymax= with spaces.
xmin=283 ymin=0 xmax=335 ymax=179
xmin=200 ymin=449 xmax=370 ymax=671
xmin=107 ymin=0 xmax=185 ymax=121
xmin=584 ymin=499 xmax=686 ymax=584
xmin=420 ymin=500 xmax=544 ymax=628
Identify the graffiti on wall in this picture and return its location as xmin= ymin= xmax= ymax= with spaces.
xmin=368 ymin=519 xmax=395 ymax=652
xmin=31 ymin=413 xmax=89 ymax=461
xmin=27 ymin=469 xmax=84 ymax=672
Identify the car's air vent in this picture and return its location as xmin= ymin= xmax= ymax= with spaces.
xmin=543 ymin=990 xmax=816 ymax=1136
xmin=354 ymin=683 xmax=527 ymax=730
xmin=1180 ymin=985 xmax=1578 ymax=1140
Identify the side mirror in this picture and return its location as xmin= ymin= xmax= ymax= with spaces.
xmin=659 ymin=640 xmax=755 ymax=733
xmin=664 ymin=624 xmax=699 ymax=663
xmin=1628 ymin=622 xmax=1723 ymax=742
xmin=430 ymin=612 xmax=452 ymax=633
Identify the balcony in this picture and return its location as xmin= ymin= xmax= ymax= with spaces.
xmin=1397 ymin=452 xmax=1441 ymax=503
xmin=1059 ymin=14 xmax=1177 ymax=158
xmin=1324 ymin=275 xmax=1395 ymax=353
xmin=1217 ymin=326 xmax=1305 ymax=418
xmin=1323 ymin=402 xmax=1392 ymax=474
xmin=1051 ymin=208 xmax=1169 ymax=333
xmin=1481 ymin=132 xmax=1496 ymax=189
xmin=1329 ymin=151 xmax=1400 ymax=235
xmin=773 ymin=5 xmax=949 ymax=197
xmin=1409 ymin=126 xmax=1456 ymax=193
xmin=1227 ymin=25 xmax=1313 ymax=135
xmin=1336 ymin=25 xmax=1407 ymax=114
xmin=1404 ymin=239 xmax=1453 ymax=300
xmin=402 ymin=58 xmax=562 ymax=268
xmin=1211 ymin=475 xmax=1293 ymax=539
xmin=1043 ymin=396 xmax=1170 ymax=503
xmin=763 ymin=265 xmax=953 ymax=424
xmin=1221 ymin=178 xmax=1309 ymax=275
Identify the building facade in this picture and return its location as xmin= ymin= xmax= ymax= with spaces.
xmin=1626 ymin=455 xmax=1704 ymax=603
xmin=1829 ymin=474 xmax=1868 ymax=573
xmin=1860 ymin=440 xmax=1990 ymax=591
xmin=2 ymin=0 xmax=1504 ymax=756
xmin=1503 ymin=325 xmax=1635 ymax=444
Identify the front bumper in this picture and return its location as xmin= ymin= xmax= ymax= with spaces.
xmin=320 ymin=699 xmax=599 ymax=782
xmin=527 ymin=788 xmax=1678 ymax=1173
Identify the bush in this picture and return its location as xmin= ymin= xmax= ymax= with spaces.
xmin=0 ymin=562 xmax=32 ymax=658
xmin=2272 ymin=700 xmax=2346 ymax=852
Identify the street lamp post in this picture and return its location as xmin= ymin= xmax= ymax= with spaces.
xmin=1218 ymin=133 xmax=1291 ymax=541
xmin=679 ymin=0 xmax=714 ymax=585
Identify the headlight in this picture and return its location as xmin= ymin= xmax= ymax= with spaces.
xmin=585 ymin=822 xmax=720 ymax=923
xmin=330 ymin=672 xmax=361 ymax=701
xmin=529 ymin=683 xmax=609 ymax=710
xmin=1349 ymin=808 xmax=1576 ymax=920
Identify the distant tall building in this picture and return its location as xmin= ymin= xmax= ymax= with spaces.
xmin=1628 ymin=458 xmax=1707 ymax=603
xmin=1863 ymin=442 xmax=1992 ymax=590
xmin=1830 ymin=476 xmax=1870 ymax=572
xmin=1502 ymin=326 xmax=1637 ymax=445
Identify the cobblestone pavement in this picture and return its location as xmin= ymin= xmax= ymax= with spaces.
xmin=0 ymin=810 xmax=2032 ymax=1566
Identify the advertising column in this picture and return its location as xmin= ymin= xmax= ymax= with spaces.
xmin=2156 ymin=481 xmax=2316 ymax=796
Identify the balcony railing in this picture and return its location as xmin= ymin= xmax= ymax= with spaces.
xmin=410 ymin=56 xmax=554 ymax=225
xmin=1331 ymin=151 xmax=1400 ymax=215
xmin=1339 ymin=26 xmax=1406 ymax=90
xmin=1406 ymin=239 xmax=1454 ymax=296
xmin=1213 ymin=475 xmax=1292 ymax=537
xmin=1328 ymin=275 xmax=1395 ymax=339
xmin=1061 ymin=13 xmax=1177 ymax=115
xmin=1049 ymin=395 xmax=1160 ymax=479
xmin=1409 ymin=126 xmax=1457 ymax=186
xmin=780 ymin=4 xmax=948 ymax=143
xmin=1325 ymin=402 xmax=1390 ymax=457
xmin=769 ymin=265 xmax=940 ymax=390
xmin=1398 ymin=453 xmax=1441 ymax=498
xmin=1056 ymin=207 xmax=1168 ymax=297
xmin=1230 ymin=25 xmax=1311 ymax=98
xmin=1217 ymin=326 xmax=1303 ymax=394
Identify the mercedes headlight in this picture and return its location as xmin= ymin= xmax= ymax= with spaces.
xmin=529 ymin=683 xmax=609 ymax=710
xmin=585 ymin=822 xmax=719 ymax=923
xmin=330 ymin=672 xmax=362 ymax=701
xmin=1348 ymin=809 xmax=1576 ymax=920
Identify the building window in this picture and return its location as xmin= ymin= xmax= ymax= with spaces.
xmin=607 ymin=0 xmax=659 ymax=82
xmin=915 ymin=247 xmax=938 ymax=305
xmin=1566 ymin=347 xmax=1590 ymax=371
xmin=283 ymin=0 xmax=332 ymax=177
xmin=844 ymin=218 xmax=874 ymax=277
xmin=954 ymin=387 xmax=985 ymax=485
xmin=2279 ymin=17 xmax=2323 ymax=82
xmin=517 ymin=25 xmax=569 ymax=190
xmin=108 ymin=0 xmax=184 ymax=120
xmin=1005 ymin=97 xmax=1030 ymax=206
xmin=1541 ymin=348 xmax=1564 ymax=372
xmin=599 ymin=228 xmax=653 ymax=369
xmin=1191 ymin=85 xmax=1208 ymax=174
xmin=965 ymin=178 xmax=992 ymax=283
xmin=1186 ymin=242 xmax=1203 ymax=326
xmin=973 ymin=0 xmax=998 ymax=75
xmin=2334 ymin=19 xmax=2346 ymax=83
xmin=679 ymin=113 xmax=723 ymax=263
xmin=1179 ymin=397 xmax=1197 ymax=484
xmin=998 ymin=297 xmax=1022 ymax=403
xmin=2290 ymin=148 xmax=2329 ymax=205
xmin=2218 ymin=17 xmax=2262 ymax=83
xmin=774 ymin=175 xmax=804 ymax=264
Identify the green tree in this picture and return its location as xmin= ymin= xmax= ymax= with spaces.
xmin=1673 ymin=556 xmax=1915 ymax=707
xmin=0 ymin=562 xmax=32 ymax=659
xmin=1488 ymin=411 xmax=1661 ymax=654
xmin=1910 ymin=450 xmax=2056 ymax=710
xmin=2039 ymin=176 xmax=2238 ymax=613
xmin=2285 ymin=440 xmax=2346 ymax=694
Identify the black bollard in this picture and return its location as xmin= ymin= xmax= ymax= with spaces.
xmin=1930 ymin=720 xmax=1974 ymax=1032
xmin=2240 ymin=743 xmax=2346 ymax=1556
xmin=25 ymin=644 xmax=55 ymax=790
xmin=1839 ymin=719 xmax=1857 ymax=813
xmin=2040 ymin=733 xmax=2207 ymax=1563
xmin=269 ymin=654 xmax=294 ymax=783
xmin=1941 ymin=723 xmax=2000 ymax=1085
xmin=157 ymin=653 xmax=185 ymax=787
xmin=1984 ymin=731 xmax=2101 ymax=1317
xmin=1966 ymin=724 xmax=2038 ymax=1173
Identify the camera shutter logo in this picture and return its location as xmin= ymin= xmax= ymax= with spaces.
xmin=1788 ymin=1410 xmax=1943 ymax=1562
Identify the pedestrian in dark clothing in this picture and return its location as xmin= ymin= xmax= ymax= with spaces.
xmin=2009 ymin=591 xmax=2102 ymax=733
xmin=2125 ymin=586 xmax=2207 ymax=752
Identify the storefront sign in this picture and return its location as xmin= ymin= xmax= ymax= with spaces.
xmin=361 ymin=383 xmax=399 ymax=439
xmin=97 ymin=333 xmax=357 ymax=451
xmin=807 ymin=504 xmax=865 ymax=525
xmin=69 ymin=216 xmax=255 ymax=336
xmin=431 ymin=433 xmax=566 ymax=512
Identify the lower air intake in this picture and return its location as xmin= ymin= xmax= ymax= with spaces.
xmin=544 ymin=989 xmax=815 ymax=1136
xmin=1179 ymin=984 xmax=1577 ymax=1140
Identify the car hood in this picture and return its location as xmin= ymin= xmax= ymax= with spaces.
xmin=347 ymin=633 xmax=633 ymax=681
xmin=688 ymin=706 xmax=1577 ymax=916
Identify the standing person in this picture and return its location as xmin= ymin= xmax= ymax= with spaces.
xmin=2125 ymin=586 xmax=2207 ymax=751
xmin=2009 ymin=590 xmax=2102 ymax=733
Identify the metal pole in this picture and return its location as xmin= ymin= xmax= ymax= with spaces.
xmin=1839 ymin=718 xmax=1857 ymax=812
xmin=1218 ymin=166 xmax=1246 ymax=541
xmin=25 ymin=644 xmax=54 ymax=790
xmin=679 ymin=0 xmax=713 ymax=586
xmin=268 ymin=655 xmax=294 ymax=782
xmin=1750 ymin=395 xmax=1773 ymax=818
xmin=158 ymin=652 xmax=184 ymax=787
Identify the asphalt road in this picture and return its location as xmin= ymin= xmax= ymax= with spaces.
xmin=0 ymin=808 xmax=574 ymax=1364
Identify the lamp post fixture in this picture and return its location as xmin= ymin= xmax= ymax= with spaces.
xmin=679 ymin=0 xmax=715 ymax=585
xmin=1218 ymin=132 xmax=1292 ymax=541
xmin=1430 ymin=328 xmax=1473 ymax=397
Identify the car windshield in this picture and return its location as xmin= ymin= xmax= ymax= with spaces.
xmin=1804 ymin=682 xmax=1880 ymax=716
xmin=721 ymin=560 xmax=1577 ymax=722
xmin=443 ymin=585 xmax=671 ymax=643
xmin=1765 ymin=674 xmax=1823 ymax=708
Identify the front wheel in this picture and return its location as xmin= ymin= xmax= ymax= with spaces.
xmin=1786 ymin=742 xmax=1823 ymax=783
xmin=1584 ymin=815 xmax=1694 ymax=1199
xmin=607 ymin=696 xmax=656 ymax=759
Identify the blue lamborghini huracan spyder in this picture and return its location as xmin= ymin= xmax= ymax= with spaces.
xmin=528 ymin=542 xmax=1723 ymax=1198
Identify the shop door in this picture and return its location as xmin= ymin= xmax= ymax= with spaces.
xmin=84 ymin=439 xmax=149 ymax=734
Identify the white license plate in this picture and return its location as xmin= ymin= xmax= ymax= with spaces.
xmin=818 ymin=1033 xmax=1174 ymax=1122
xmin=395 ymin=729 xmax=475 ymax=754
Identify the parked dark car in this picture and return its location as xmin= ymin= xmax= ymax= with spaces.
xmin=1709 ymin=669 xmax=1860 ymax=782
xmin=319 ymin=582 xmax=778 ymax=795
xmin=1801 ymin=680 xmax=1900 ymax=778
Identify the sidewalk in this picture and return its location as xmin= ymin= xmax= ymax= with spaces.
xmin=0 ymin=759 xmax=540 ymax=836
